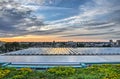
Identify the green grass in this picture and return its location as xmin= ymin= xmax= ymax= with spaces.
xmin=0 ymin=64 xmax=120 ymax=79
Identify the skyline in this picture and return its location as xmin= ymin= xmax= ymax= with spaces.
xmin=0 ymin=0 xmax=120 ymax=42
xmin=0 ymin=37 xmax=118 ymax=42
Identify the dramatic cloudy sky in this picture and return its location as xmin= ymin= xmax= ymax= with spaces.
xmin=0 ymin=0 xmax=120 ymax=42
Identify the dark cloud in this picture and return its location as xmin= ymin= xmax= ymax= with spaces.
xmin=0 ymin=0 xmax=44 ymax=37
xmin=84 ymin=22 xmax=109 ymax=27
xmin=19 ymin=27 xmax=70 ymax=36
xmin=62 ymin=31 xmax=120 ymax=37
xmin=86 ymin=23 xmax=115 ymax=30
xmin=0 ymin=27 xmax=70 ymax=38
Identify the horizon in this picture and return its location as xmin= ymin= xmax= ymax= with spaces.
xmin=0 ymin=0 xmax=120 ymax=42
xmin=0 ymin=37 xmax=118 ymax=42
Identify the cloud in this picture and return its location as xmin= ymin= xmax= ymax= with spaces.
xmin=85 ymin=22 xmax=116 ymax=30
xmin=44 ymin=0 xmax=120 ymax=39
xmin=62 ymin=31 xmax=120 ymax=38
xmin=0 ymin=0 xmax=44 ymax=37
xmin=0 ymin=0 xmax=120 ymax=40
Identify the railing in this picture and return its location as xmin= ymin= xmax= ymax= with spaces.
xmin=1 ymin=62 xmax=120 ymax=69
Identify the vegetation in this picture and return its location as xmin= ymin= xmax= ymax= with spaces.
xmin=0 ymin=42 xmax=29 ymax=53
xmin=0 ymin=64 xmax=120 ymax=79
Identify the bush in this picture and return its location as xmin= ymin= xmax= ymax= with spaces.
xmin=47 ymin=66 xmax=76 ymax=76
xmin=0 ymin=69 xmax=10 ymax=78
xmin=20 ymin=68 xmax=32 ymax=73
xmin=11 ymin=75 xmax=25 ymax=79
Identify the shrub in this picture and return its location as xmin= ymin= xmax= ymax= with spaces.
xmin=0 ymin=69 xmax=10 ymax=78
xmin=20 ymin=68 xmax=32 ymax=73
xmin=11 ymin=75 xmax=25 ymax=79
xmin=47 ymin=66 xmax=76 ymax=76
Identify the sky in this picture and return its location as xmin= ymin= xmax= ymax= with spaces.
xmin=0 ymin=0 xmax=120 ymax=42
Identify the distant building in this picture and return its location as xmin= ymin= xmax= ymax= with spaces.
xmin=109 ymin=40 xmax=114 ymax=46
xmin=55 ymin=43 xmax=61 ymax=47
xmin=116 ymin=40 xmax=120 ymax=46
xmin=94 ymin=43 xmax=104 ymax=47
xmin=67 ymin=41 xmax=77 ymax=47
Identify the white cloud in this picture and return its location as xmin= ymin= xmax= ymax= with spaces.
xmin=41 ymin=0 xmax=120 ymax=39
xmin=14 ymin=0 xmax=45 ymax=5
xmin=0 ymin=0 xmax=120 ymax=39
